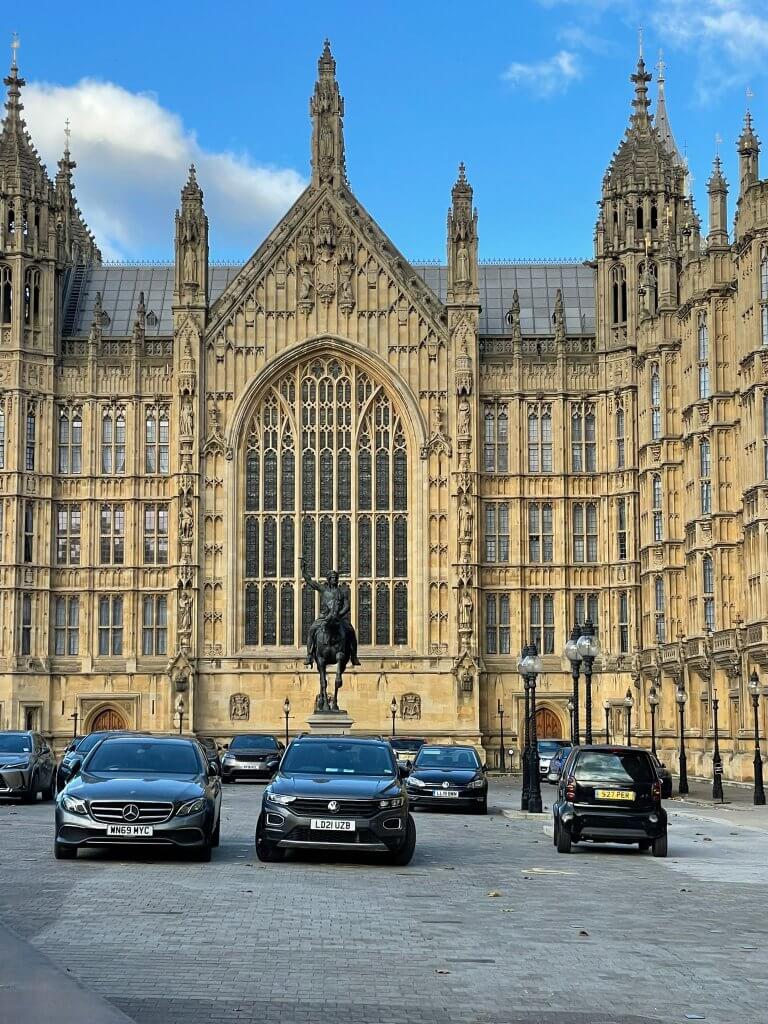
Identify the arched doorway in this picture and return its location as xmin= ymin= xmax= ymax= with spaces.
xmin=89 ymin=707 xmax=128 ymax=732
xmin=535 ymin=707 xmax=562 ymax=738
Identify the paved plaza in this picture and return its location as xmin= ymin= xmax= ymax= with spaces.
xmin=1 ymin=779 xmax=767 ymax=1024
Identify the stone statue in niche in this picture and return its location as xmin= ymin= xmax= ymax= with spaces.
xmin=180 ymin=217 xmax=199 ymax=285
xmin=298 ymin=264 xmax=314 ymax=301
xmin=178 ymin=590 xmax=192 ymax=636
xmin=456 ymin=241 xmax=470 ymax=285
xmin=338 ymin=264 xmax=355 ymax=307
xmin=180 ymin=396 xmax=194 ymax=437
xmin=400 ymin=693 xmax=422 ymax=721
xmin=179 ymin=502 xmax=194 ymax=545
xmin=458 ymin=495 xmax=473 ymax=558
xmin=457 ymin=397 xmax=471 ymax=437
xmin=459 ymin=587 xmax=474 ymax=632
xmin=230 ymin=693 xmax=250 ymax=722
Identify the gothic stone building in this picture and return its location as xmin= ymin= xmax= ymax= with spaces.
xmin=2 ymin=43 xmax=768 ymax=780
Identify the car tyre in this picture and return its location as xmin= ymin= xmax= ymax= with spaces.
xmin=194 ymin=838 xmax=212 ymax=862
xmin=474 ymin=796 xmax=488 ymax=815
xmin=556 ymin=822 xmax=572 ymax=854
xmin=553 ymin=816 xmax=559 ymax=846
xmin=211 ymin=815 xmax=221 ymax=848
xmin=652 ymin=833 xmax=668 ymax=858
xmin=54 ymin=840 xmax=77 ymax=860
xmin=639 ymin=839 xmax=652 ymax=852
xmin=41 ymin=775 xmax=55 ymax=802
xmin=388 ymin=813 xmax=416 ymax=866
xmin=255 ymin=815 xmax=285 ymax=862
xmin=20 ymin=776 xmax=37 ymax=804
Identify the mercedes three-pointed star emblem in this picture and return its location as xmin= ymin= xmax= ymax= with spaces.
xmin=122 ymin=804 xmax=140 ymax=822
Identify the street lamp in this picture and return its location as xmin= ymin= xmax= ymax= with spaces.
xmin=564 ymin=624 xmax=582 ymax=744
xmin=566 ymin=698 xmax=574 ymax=745
xmin=70 ymin=708 xmax=79 ymax=740
xmin=517 ymin=648 xmax=531 ymax=811
xmin=675 ymin=685 xmax=689 ymax=795
xmin=497 ymin=699 xmax=506 ymax=772
xmin=283 ymin=697 xmax=291 ymax=748
xmin=748 ymin=670 xmax=766 ymax=806
xmin=648 ymin=686 xmax=659 ymax=757
xmin=175 ymin=697 xmax=185 ymax=736
xmin=603 ymin=699 xmax=611 ymax=744
xmin=390 ymin=696 xmax=398 ymax=738
xmin=519 ymin=643 xmax=544 ymax=814
xmin=576 ymin=619 xmax=600 ymax=744
xmin=711 ymin=689 xmax=723 ymax=803
xmin=624 ymin=688 xmax=634 ymax=746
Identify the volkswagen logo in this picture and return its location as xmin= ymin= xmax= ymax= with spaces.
xmin=442 ymin=781 xmax=450 ymax=789
xmin=327 ymin=800 xmax=339 ymax=813
xmin=122 ymin=804 xmax=140 ymax=822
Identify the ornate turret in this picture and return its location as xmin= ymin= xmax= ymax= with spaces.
xmin=310 ymin=40 xmax=346 ymax=190
xmin=446 ymin=162 xmax=478 ymax=305
xmin=737 ymin=110 xmax=760 ymax=196
xmin=54 ymin=122 xmax=101 ymax=265
xmin=0 ymin=37 xmax=47 ymax=187
xmin=174 ymin=164 xmax=209 ymax=309
xmin=654 ymin=52 xmax=684 ymax=168
xmin=707 ymin=153 xmax=729 ymax=248
xmin=553 ymin=288 xmax=566 ymax=344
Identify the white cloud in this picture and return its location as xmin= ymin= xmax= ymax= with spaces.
xmin=501 ymin=50 xmax=582 ymax=97
xmin=23 ymin=78 xmax=306 ymax=260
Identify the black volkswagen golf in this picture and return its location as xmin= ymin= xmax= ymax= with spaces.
xmin=54 ymin=735 xmax=222 ymax=861
xmin=405 ymin=744 xmax=488 ymax=814
xmin=256 ymin=735 xmax=415 ymax=865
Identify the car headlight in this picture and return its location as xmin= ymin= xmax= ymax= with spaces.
xmin=222 ymin=754 xmax=235 ymax=764
xmin=407 ymin=776 xmax=426 ymax=788
xmin=467 ymin=777 xmax=486 ymax=789
xmin=61 ymin=794 xmax=88 ymax=815
xmin=379 ymin=796 xmax=405 ymax=808
xmin=176 ymin=798 xmax=206 ymax=816
xmin=266 ymin=791 xmax=295 ymax=805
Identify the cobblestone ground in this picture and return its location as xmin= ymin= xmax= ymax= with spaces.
xmin=1 ymin=778 xmax=767 ymax=1024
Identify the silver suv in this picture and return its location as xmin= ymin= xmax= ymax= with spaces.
xmin=0 ymin=731 xmax=56 ymax=802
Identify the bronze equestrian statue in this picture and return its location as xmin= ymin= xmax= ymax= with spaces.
xmin=301 ymin=558 xmax=360 ymax=713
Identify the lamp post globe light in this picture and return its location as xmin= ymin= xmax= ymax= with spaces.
xmin=566 ymin=698 xmax=575 ymax=745
xmin=675 ymin=685 xmax=689 ymax=795
xmin=520 ymin=643 xmax=544 ymax=814
xmin=390 ymin=696 xmax=398 ymax=738
xmin=648 ymin=685 xmax=659 ymax=757
xmin=283 ymin=697 xmax=291 ymax=748
xmin=176 ymin=697 xmax=185 ymax=736
xmin=517 ymin=648 xmax=531 ymax=811
xmin=603 ymin=699 xmax=611 ymax=744
xmin=564 ymin=624 xmax=582 ymax=745
xmin=624 ymin=688 xmax=634 ymax=746
xmin=711 ymin=690 xmax=723 ymax=803
xmin=575 ymin=619 xmax=600 ymax=744
xmin=748 ymin=670 xmax=766 ymax=806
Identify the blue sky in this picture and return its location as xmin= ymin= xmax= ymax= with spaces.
xmin=5 ymin=0 xmax=768 ymax=261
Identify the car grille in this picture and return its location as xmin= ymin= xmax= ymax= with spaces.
xmin=289 ymin=827 xmax=380 ymax=845
xmin=88 ymin=801 xmax=174 ymax=824
xmin=290 ymin=798 xmax=383 ymax=817
xmin=231 ymin=754 xmax=272 ymax=762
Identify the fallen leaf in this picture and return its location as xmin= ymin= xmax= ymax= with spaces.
xmin=486 ymin=890 xmax=502 ymax=898
xmin=501 ymin=909 xmax=515 ymax=913
xmin=435 ymin=969 xmax=451 ymax=975
xmin=703 ymin=837 xmax=713 ymax=842
xmin=578 ymin=929 xmax=589 ymax=937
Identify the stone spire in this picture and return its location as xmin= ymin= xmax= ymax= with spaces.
xmin=737 ymin=109 xmax=760 ymax=195
xmin=553 ymin=289 xmax=566 ymax=343
xmin=174 ymin=164 xmax=209 ymax=307
xmin=310 ymin=40 xmax=346 ymax=189
xmin=707 ymin=152 xmax=729 ymax=248
xmin=654 ymin=51 xmax=684 ymax=167
xmin=53 ymin=119 xmax=101 ymax=265
xmin=0 ymin=36 xmax=47 ymax=185
xmin=446 ymin=162 xmax=478 ymax=304
xmin=629 ymin=50 xmax=652 ymax=132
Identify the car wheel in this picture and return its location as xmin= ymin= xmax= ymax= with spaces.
xmin=193 ymin=838 xmax=212 ymax=862
xmin=556 ymin=822 xmax=572 ymax=854
xmin=211 ymin=815 xmax=221 ymax=848
xmin=639 ymin=839 xmax=652 ymax=852
xmin=553 ymin=817 xmax=559 ymax=846
xmin=255 ymin=815 xmax=284 ymax=863
xmin=20 ymin=775 xmax=37 ymax=804
xmin=41 ymin=775 xmax=55 ymax=802
xmin=474 ymin=796 xmax=488 ymax=815
xmin=652 ymin=833 xmax=668 ymax=858
xmin=54 ymin=841 xmax=77 ymax=860
xmin=388 ymin=813 xmax=416 ymax=866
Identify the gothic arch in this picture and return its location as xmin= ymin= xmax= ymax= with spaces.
xmin=84 ymin=703 xmax=129 ymax=733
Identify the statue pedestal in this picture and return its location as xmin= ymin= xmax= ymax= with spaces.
xmin=306 ymin=711 xmax=354 ymax=736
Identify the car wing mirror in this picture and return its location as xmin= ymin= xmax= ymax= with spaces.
xmin=482 ymin=763 xmax=488 ymax=772
xmin=208 ymin=760 xmax=220 ymax=776
xmin=223 ymin=743 xmax=229 ymax=750
xmin=67 ymin=757 xmax=83 ymax=778
xmin=398 ymin=764 xmax=410 ymax=779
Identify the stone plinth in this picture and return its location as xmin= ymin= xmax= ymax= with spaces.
xmin=306 ymin=711 xmax=354 ymax=736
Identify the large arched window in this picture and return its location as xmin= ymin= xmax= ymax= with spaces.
xmin=610 ymin=264 xmax=627 ymax=324
xmin=650 ymin=364 xmax=661 ymax=439
xmin=697 ymin=313 xmax=710 ymax=399
xmin=652 ymin=474 xmax=663 ymax=542
xmin=0 ymin=265 xmax=11 ymax=324
xmin=242 ymin=357 xmax=409 ymax=649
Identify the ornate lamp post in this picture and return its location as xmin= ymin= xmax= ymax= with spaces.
xmin=603 ymin=699 xmax=611 ymax=744
xmin=518 ymin=648 xmax=531 ymax=811
xmin=564 ymin=624 xmax=582 ymax=745
xmin=566 ymin=698 xmax=575 ymax=745
xmin=283 ymin=697 xmax=291 ymax=748
xmin=576 ymin=619 xmax=600 ymax=744
xmin=675 ymin=685 xmax=689 ymax=795
xmin=624 ymin=688 xmax=634 ymax=746
xmin=648 ymin=686 xmax=659 ymax=757
xmin=390 ymin=696 xmax=398 ymax=738
xmin=711 ymin=690 xmax=723 ymax=802
xmin=520 ymin=643 xmax=544 ymax=813
xmin=748 ymin=670 xmax=766 ymax=806
xmin=175 ymin=697 xmax=185 ymax=736
xmin=497 ymin=699 xmax=506 ymax=772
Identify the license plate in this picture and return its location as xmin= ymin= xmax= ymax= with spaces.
xmin=309 ymin=818 xmax=355 ymax=831
xmin=105 ymin=824 xmax=154 ymax=837
xmin=433 ymin=790 xmax=459 ymax=798
xmin=595 ymin=789 xmax=634 ymax=801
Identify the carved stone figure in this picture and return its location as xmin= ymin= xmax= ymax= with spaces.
xmin=179 ymin=502 xmax=194 ymax=544
xmin=456 ymin=241 xmax=470 ymax=284
xmin=178 ymin=590 xmax=192 ymax=635
xmin=339 ymin=265 xmax=355 ymax=306
xmin=298 ymin=264 xmax=314 ymax=301
xmin=459 ymin=587 xmax=474 ymax=631
xmin=230 ymin=693 xmax=250 ymax=721
xmin=401 ymin=692 xmax=422 ymax=721
xmin=301 ymin=558 xmax=360 ymax=713
xmin=180 ymin=397 xmax=194 ymax=436
xmin=457 ymin=397 xmax=471 ymax=436
xmin=458 ymin=495 xmax=473 ymax=558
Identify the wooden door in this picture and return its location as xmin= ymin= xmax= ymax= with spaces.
xmin=90 ymin=708 xmax=127 ymax=732
xmin=535 ymin=708 xmax=562 ymax=738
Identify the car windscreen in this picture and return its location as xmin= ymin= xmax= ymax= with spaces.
xmin=76 ymin=732 xmax=113 ymax=755
xmin=575 ymin=751 xmax=654 ymax=784
xmin=85 ymin=740 xmax=202 ymax=774
xmin=280 ymin=741 xmax=395 ymax=776
xmin=230 ymin=735 xmax=278 ymax=750
xmin=413 ymin=747 xmax=480 ymax=770
xmin=0 ymin=733 xmax=32 ymax=753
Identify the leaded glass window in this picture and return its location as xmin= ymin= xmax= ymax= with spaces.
xmin=242 ymin=358 xmax=409 ymax=648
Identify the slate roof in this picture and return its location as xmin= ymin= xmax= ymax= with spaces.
xmin=62 ymin=261 xmax=595 ymax=339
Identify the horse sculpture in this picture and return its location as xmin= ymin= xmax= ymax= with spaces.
xmin=301 ymin=559 xmax=359 ymax=713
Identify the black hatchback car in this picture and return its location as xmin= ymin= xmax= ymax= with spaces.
xmin=553 ymin=745 xmax=668 ymax=857
xmin=256 ymin=735 xmax=415 ymax=865
xmin=405 ymin=744 xmax=488 ymax=814
xmin=55 ymin=735 xmax=222 ymax=861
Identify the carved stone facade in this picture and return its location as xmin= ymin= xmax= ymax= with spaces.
xmin=1 ymin=45 xmax=767 ymax=780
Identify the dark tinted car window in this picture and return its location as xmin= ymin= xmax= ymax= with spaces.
xmin=230 ymin=735 xmax=278 ymax=750
xmin=575 ymin=751 xmax=654 ymax=784
xmin=390 ymin=739 xmax=424 ymax=752
xmin=414 ymin=747 xmax=480 ymax=770
xmin=281 ymin=741 xmax=395 ymax=776
xmin=75 ymin=732 xmax=110 ymax=754
xmin=86 ymin=740 xmax=202 ymax=775
xmin=538 ymin=740 xmax=569 ymax=754
xmin=0 ymin=733 xmax=32 ymax=753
